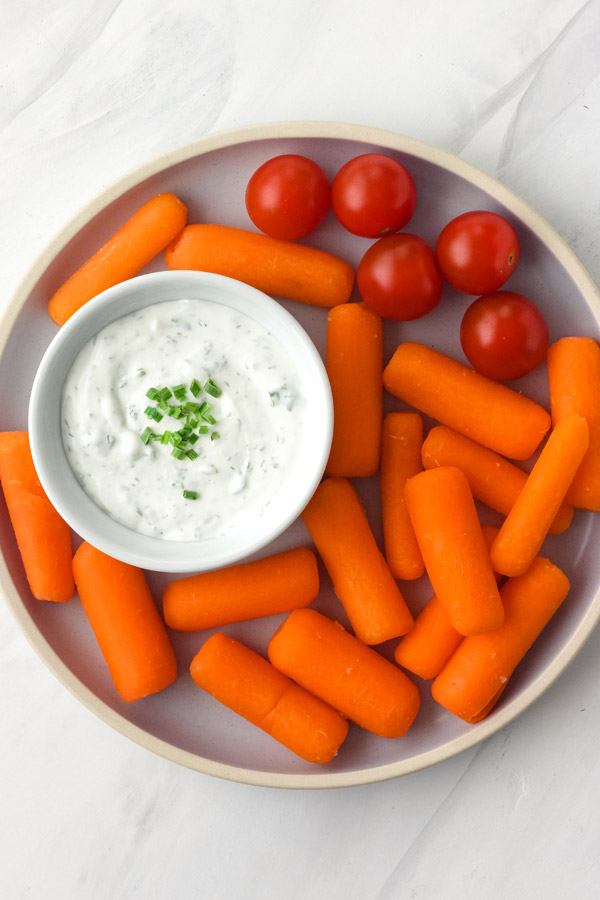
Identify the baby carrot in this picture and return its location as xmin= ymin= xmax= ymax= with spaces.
xmin=301 ymin=477 xmax=414 ymax=644
xmin=380 ymin=412 xmax=424 ymax=580
xmin=48 ymin=193 xmax=188 ymax=326
xmin=421 ymin=425 xmax=573 ymax=535
xmin=268 ymin=609 xmax=421 ymax=738
xmin=72 ymin=542 xmax=177 ymax=702
xmin=0 ymin=432 xmax=73 ymax=602
xmin=190 ymin=632 xmax=348 ymax=764
xmin=432 ymin=555 xmax=569 ymax=722
xmin=165 ymin=224 xmax=354 ymax=308
xmin=490 ymin=414 xmax=589 ymax=577
xmin=383 ymin=342 xmax=550 ymax=460
xmin=325 ymin=302 xmax=382 ymax=477
xmin=547 ymin=337 xmax=600 ymax=510
xmin=404 ymin=466 xmax=504 ymax=635
xmin=394 ymin=524 xmax=500 ymax=680
xmin=163 ymin=547 xmax=319 ymax=631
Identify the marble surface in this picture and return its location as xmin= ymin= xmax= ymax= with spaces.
xmin=2 ymin=0 xmax=600 ymax=897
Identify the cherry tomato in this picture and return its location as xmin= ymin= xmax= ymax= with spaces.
xmin=331 ymin=154 xmax=417 ymax=238
xmin=357 ymin=234 xmax=443 ymax=321
xmin=460 ymin=291 xmax=549 ymax=381
xmin=245 ymin=154 xmax=330 ymax=240
xmin=435 ymin=211 xmax=520 ymax=295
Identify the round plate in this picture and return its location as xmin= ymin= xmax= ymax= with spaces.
xmin=1 ymin=122 xmax=599 ymax=789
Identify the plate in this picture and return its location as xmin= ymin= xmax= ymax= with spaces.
xmin=2 ymin=121 xmax=600 ymax=789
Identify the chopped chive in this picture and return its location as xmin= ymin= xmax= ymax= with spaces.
xmin=204 ymin=378 xmax=222 ymax=398
xmin=203 ymin=413 xmax=217 ymax=425
xmin=190 ymin=378 xmax=201 ymax=397
xmin=198 ymin=425 xmax=209 ymax=434
xmin=159 ymin=386 xmax=172 ymax=401
xmin=171 ymin=406 xmax=184 ymax=419
xmin=171 ymin=447 xmax=186 ymax=460
xmin=161 ymin=431 xmax=172 ymax=445
xmin=183 ymin=490 xmax=198 ymax=500
xmin=140 ymin=427 xmax=154 ymax=444
xmin=187 ymin=432 xmax=199 ymax=445
xmin=187 ymin=415 xmax=199 ymax=428
xmin=146 ymin=387 xmax=160 ymax=400
xmin=210 ymin=431 xmax=220 ymax=441
xmin=183 ymin=401 xmax=200 ymax=412
xmin=173 ymin=384 xmax=187 ymax=401
xmin=186 ymin=448 xmax=199 ymax=461
xmin=144 ymin=406 xmax=163 ymax=422
xmin=171 ymin=432 xmax=183 ymax=446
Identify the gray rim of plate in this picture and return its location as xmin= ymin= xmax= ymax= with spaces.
xmin=1 ymin=120 xmax=600 ymax=789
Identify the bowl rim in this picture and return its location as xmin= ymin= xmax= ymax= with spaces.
xmin=2 ymin=119 xmax=600 ymax=789
xmin=27 ymin=269 xmax=333 ymax=573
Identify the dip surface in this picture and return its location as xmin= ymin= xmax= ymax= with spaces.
xmin=61 ymin=298 xmax=306 ymax=541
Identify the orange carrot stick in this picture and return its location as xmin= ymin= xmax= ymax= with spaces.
xmin=432 ymin=555 xmax=569 ymax=722
xmin=383 ymin=342 xmax=550 ymax=459
xmin=190 ymin=632 xmax=348 ymax=763
xmin=268 ymin=609 xmax=420 ymax=738
xmin=380 ymin=412 xmax=425 ymax=580
xmin=301 ymin=477 xmax=413 ymax=644
xmin=163 ymin=547 xmax=319 ymax=631
xmin=165 ymin=224 xmax=354 ymax=308
xmin=325 ymin=303 xmax=382 ymax=477
xmin=547 ymin=337 xmax=600 ymax=510
xmin=394 ymin=524 xmax=499 ymax=680
xmin=490 ymin=414 xmax=589 ymax=577
xmin=404 ymin=467 xmax=504 ymax=635
xmin=421 ymin=425 xmax=573 ymax=535
xmin=0 ymin=432 xmax=73 ymax=602
xmin=72 ymin=542 xmax=177 ymax=702
xmin=48 ymin=193 xmax=188 ymax=326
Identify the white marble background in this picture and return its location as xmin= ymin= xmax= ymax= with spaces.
xmin=2 ymin=1 xmax=600 ymax=898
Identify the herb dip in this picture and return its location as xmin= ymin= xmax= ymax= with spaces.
xmin=61 ymin=298 xmax=306 ymax=541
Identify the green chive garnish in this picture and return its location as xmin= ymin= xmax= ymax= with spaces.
xmin=140 ymin=375 xmax=223 ymax=467
xmin=144 ymin=406 xmax=163 ymax=422
xmin=204 ymin=378 xmax=222 ymax=398
xmin=183 ymin=490 xmax=198 ymax=500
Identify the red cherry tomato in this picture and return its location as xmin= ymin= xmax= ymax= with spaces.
xmin=460 ymin=291 xmax=549 ymax=381
xmin=435 ymin=211 xmax=520 ymax=295
xmin=357 ymin=234 xmax=443 ymax=321
xmin=331 ymin=154 xmax=417 ymax=238
xmin=245 ymin=154 xmax=330 ymax=240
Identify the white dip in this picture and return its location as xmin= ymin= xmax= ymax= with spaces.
xmin=61 ymin=298 xmax=306 ymax=541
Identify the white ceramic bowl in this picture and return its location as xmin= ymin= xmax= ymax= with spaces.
xmin=27 ymin=270 xmax=333 ymax=573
